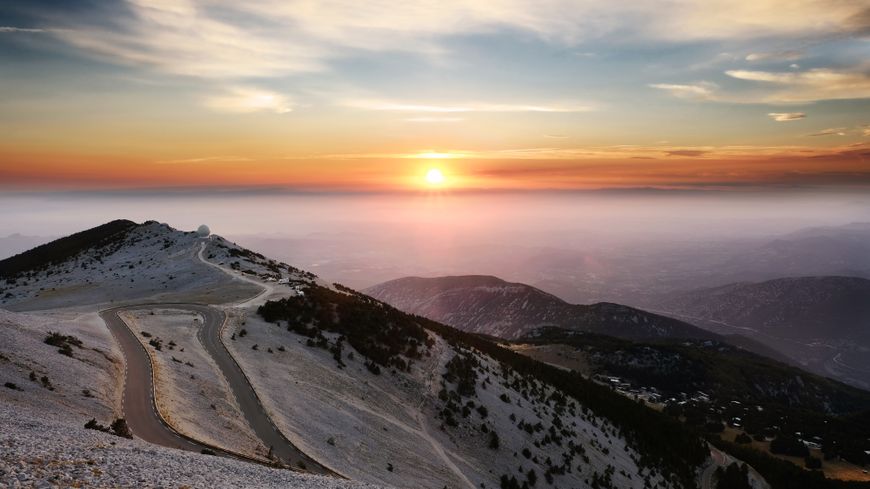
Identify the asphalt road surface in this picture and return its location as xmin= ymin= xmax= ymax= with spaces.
xmin=100 ymin=306 xmax=207 ymax=453
xmin=102 ymin=303 xmax=333 ymax=475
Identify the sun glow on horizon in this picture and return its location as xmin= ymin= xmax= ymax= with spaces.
xmin=425 ymin=168 xmax=446 ymax=186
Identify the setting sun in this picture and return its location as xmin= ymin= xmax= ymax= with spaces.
xmin=425 ymin=168 xmax=445 ymax=185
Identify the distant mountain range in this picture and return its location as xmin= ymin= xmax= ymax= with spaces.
xmin=661 ymin=276 xmax=870 ymax=342
xmin=365 ymin=275 xmax=720 ymax=341
xmin=657 ymin=276 xmax=870 ymax=390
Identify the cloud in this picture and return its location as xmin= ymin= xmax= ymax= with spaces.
xmin=204 ymin=87 xmax=292 ymax=114
xmin=404 ymin=117 xmax=464 ymax=123
xmin=745 ymin=50 xmax=804 ymax=62
xmin=544 ymin=134 xmax=569 ymax=139
xmin=808 ymin=128 xmax=847 ymax=137
xmin=768 ymin=112 xmax=806 ymax=122
xmin=657 ymin=68 xmax=870 ymax=104
xmin=51 ymin=2 xmax=328 ymax=78
xmin=726 ymin=68 xmax=870 ymax=102
xmin=0 ymin=26 xmax=47 ymax=33
xmin=666 ymin=150 xmax=709 ymax=157
xmin=649 ymin=82 xmax=718 ymax=100
xmin=37 ymin=1 xmax=869 ymax=80
xmin=155 ymin=156 xmax=253 ymax=164
xmin=345 ymin=99 xmax=594 ymax=113
xmin=299 ymin=144 xmax=841 ymax=161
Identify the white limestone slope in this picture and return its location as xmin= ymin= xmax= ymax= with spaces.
xmin=0 ymin=307 xmax=380 ymax=489
xmin=225 ymin=312 xmax=671 ymax=489
xmin=0 ymin=407 xmax=384 ymax=489
xmin=0 ymin=221 xmax=260 ymax=311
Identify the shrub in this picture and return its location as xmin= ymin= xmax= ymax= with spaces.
xmin=45 ymin=332 xmax=82 ymax=357
xmin=489 ymin=430 xmax=500 ymax=449
xmin=110 ymin=418 xmax=133 ymax=439
xmin=770 ymin=436 xmax=809 ymax=457
xmin=44 ymin=332 xmax=82 ymax=348
xmin=444 ymin=351 xmax=479 ymax=397
xmin=85 ymin=417 xmax=131 ymax=439
xmin=527 ymin=468 xmax=538 ymax=486
xmin=734 ymin=432 xmax=752 ymax=444
xmin=715 ymin=462 xmax=751 ymax=489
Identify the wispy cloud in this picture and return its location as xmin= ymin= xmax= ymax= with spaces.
xmin=155 ymin=156 xmax=253 ymax=164
xmin=288 ymin=144 xmax=860 ymax=162
xmin=649 ymin=82 xmax=718 ymax=100
xmin=344 ymin=99 xmax=594 ymax=113
xmin=544 ymin=134 xmax=569 ymax=139
xmin=37 ymin=1 xmax=869 ymax=81
xmin=0 ymin=26 xmax=47 ymax=33
xmin=666 ymin=150 xmax=709 ymax=157
xmin=768 ymin=112 xmax=806 ymax=122
xmin=808 ymin=127 xmax=847 ymax=137
xmin=204 ymin=87 xmax=292 ymax=114
xmin=726 ymin=68 xmax=870 ymax=103
xmin=745 ymin=50 xmax=804 ymax=62
xmin=404 ymin=117 xmax=464 ymax=123
xmin=654 ymin=67 xmax=870 ymax=104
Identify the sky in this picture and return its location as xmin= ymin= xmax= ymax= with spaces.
xmin=0 ymin=0 xmax=869 ymax=191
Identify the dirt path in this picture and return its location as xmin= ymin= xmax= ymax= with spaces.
xmin=412 ymin=339 xmax=477 ymax=489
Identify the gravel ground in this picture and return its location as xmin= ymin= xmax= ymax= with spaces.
xmin=0 ymin=407 xmax=385 ymax=489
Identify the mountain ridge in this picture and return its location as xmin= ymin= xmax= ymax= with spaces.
xmin=365 ymin=274 xmax=722 ymax=341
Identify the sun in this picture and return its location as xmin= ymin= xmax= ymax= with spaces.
xmin=425 ymin=168 xmax=445 ymax=185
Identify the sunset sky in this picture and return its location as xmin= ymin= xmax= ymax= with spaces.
xmin=1 ymin=0 xmax=869 ymax=191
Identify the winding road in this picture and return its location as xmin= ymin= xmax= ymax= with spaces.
xmin=101 ymin=305 xmax=207 ymax=453
xmin=193 ymin=303 xmax=332 ymax=474
xmin=101 ymin=241 xmax=335 ymax=474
